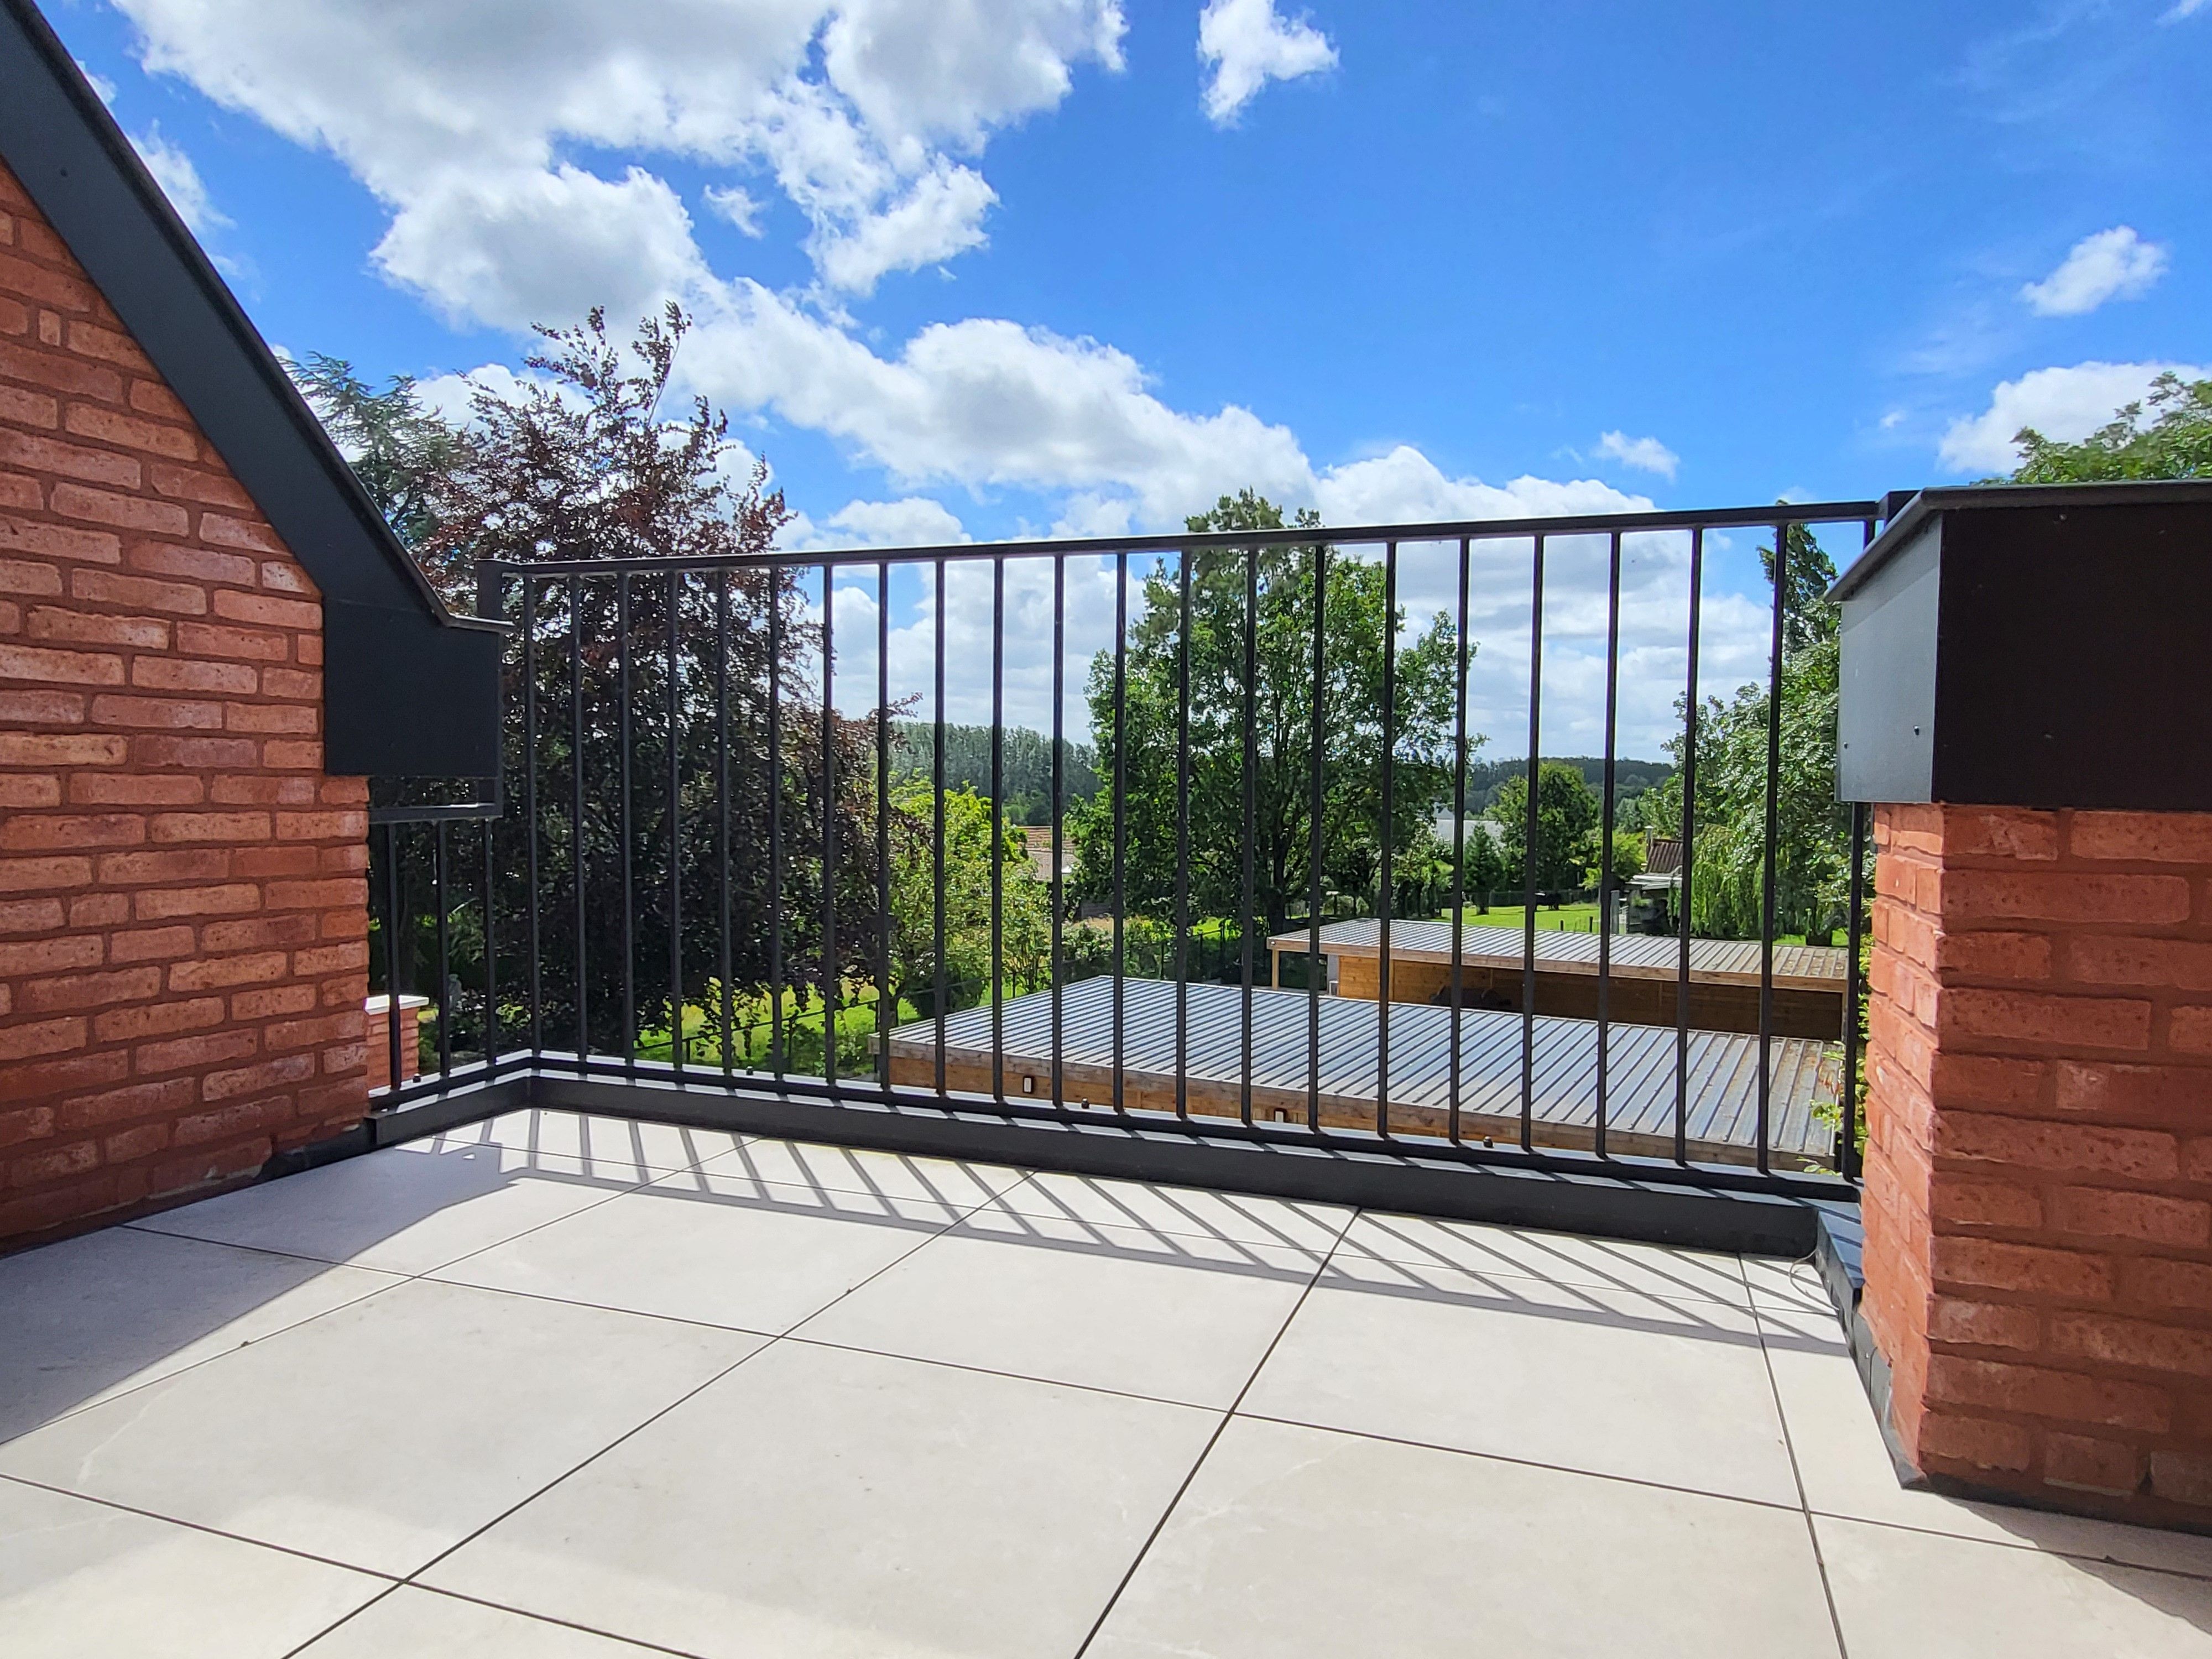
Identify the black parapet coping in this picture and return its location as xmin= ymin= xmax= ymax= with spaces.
xmin=1831 ymin=479 xmax=2212 ymax=811
xmin=0 ymin=0 xmax=503 ymax=779
xmin=343 ymin=1066 xmax=1840 ymax=1256
xmin=1830 ymin=479 xmax=2212 ymax=602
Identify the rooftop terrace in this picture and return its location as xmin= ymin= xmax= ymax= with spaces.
xmin=8 ymin=1109 xmax=2212 ymax=1657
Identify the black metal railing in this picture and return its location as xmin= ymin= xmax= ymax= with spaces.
xmin=367 ymin=499 xmax=1881 ymax=1197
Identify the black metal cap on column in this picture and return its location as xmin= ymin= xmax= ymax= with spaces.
xmin=1831 ymin=481 xmax=2212 ymax=810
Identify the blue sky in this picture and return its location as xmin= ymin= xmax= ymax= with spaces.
xmin=41 ymin=0 xmax=2212 ymax=751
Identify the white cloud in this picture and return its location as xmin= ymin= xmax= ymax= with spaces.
xmin=1198 ymin=0 xmax=1337 ymax=126
xmin=131 ymin=126 xmax=228 ymax=234
xmin=1937 ymin=359 xmax=2212 ymax=473
xmin=374 ymin=165 xmax=709 ymax=331
xmin=1594 ymin=430 xmax=1680 ymax=481
xmin=2018 ymin=226 xmax=2169 ymax=316
xmin=810 ymin=161 xmax=998 ymax=295
xmin=703 ymin=184 xmax=768 ymax=237
xmin=785 ymin=496 xmax=973 ymax=550
xmin=2163 ymin=0 xmax=2208 ymax=21
xmin=113 ymin=0 xmax=1124 ymax=302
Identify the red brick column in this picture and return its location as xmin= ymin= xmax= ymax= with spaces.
xmin=1864 ymin=802 xmax=2212 ymax=1525
xmin=1 ymin=161 xmax=370 ymax=1247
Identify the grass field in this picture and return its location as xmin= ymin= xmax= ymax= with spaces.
xmin=1444 ymin=902 xmax=1605 ymax=933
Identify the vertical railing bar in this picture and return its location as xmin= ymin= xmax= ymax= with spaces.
xmin=617 ymin=572 xmax=635 ymax=1076
xmin=1594 ymin=530 xmax=1623 ymax=1160
xmin=521 ymin=576 xmax=541 ymax=1053
xmin=1841 ymin=512 xmax=1877 ymax=1180
xmin=1306 ymin=538 xmax=1327 ymax=1134
xmin=1520 ymin=534 xmax=1546 ymax=1151
xmin=1051 ymin=555 xmax=1066 ymax=1108
xmin=570 ymin=576 xmax=587 ymax=1073
xmin=666 ymin=570 xmax=684 ymax=1077
xmin=1844 ymin=800 xmax=1869 ymax=1180
xmin=1112 ymin=550 xmax=1128 ymax=1114
xmin=1376 ymin=539 xmax=1397 ymax=1138
xmin=1676 ymin=527 xmax=1704 ymax=1164
xmin=716 ymin=572 xmax=733 ymax=1076
xmin=1239 ymin=543 xmax=1258 ymax=1128
xmin=769 ymin=565 xmax=786 ymax=1081
xmin=481 ymin=804 xmax=497 ymax=1071
xmin=989 ymin=555 xmax=1005 ymax=1103
xmin=877 ymin=558 xmax=892 ymax=1092
xmin=434 ymin=820 xmax=452 ymax=1079
xmin=1448 ymin=536 xmax=1469 ymax=1143
xmin=381 ymin=822 xmax=403 ymax=1093
xmin=1174 ymin=544 xmax=1192 ymax=1121
xmin=932 ymin=558 xmax=947 ymax=1094
xmin=821 ymin=562 xmax=839 ymax=1094
xmin=1757 ymin=520 xmax=1788 ymax=1173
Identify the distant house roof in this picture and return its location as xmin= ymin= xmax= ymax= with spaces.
xmin=0 ymin=0 xmax=501 ymax=778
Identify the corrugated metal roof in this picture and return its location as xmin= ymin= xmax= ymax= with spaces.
xmin=1266 ymin=919 xmax=1848 ymax=990
xmin=887 ymin=977 xmax=1836 ymax=1162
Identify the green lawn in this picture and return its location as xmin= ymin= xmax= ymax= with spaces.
xmin=1443 ymin=902 xmax=1605 ymax=933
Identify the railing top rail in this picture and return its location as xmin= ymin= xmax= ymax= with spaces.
xmin=478 ymin=498 xmax=1887 ymax=577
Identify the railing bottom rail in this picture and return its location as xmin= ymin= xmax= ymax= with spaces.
xmin=358 ymin=1060 xmax=1853 ymax=1256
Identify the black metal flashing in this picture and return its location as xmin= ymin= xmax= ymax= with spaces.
xmin=0 ymin=0 xmax=500 ymax=778
xmin=1830 ymin=479 xmax=2212 ymax=601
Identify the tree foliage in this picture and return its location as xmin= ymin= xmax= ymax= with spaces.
xmin=304 ymin=310 xmax=890 ymax=1062
xmin=1070 ymin=490 xmax=1469 ymax=932
xmin=1488 ymin=763 xmax=1600 ymax=894
xmin=1645 ymin=521 xmax=1846 ymax=940
xmin=2008 ymin=373 xmax=2212 ymax=483
xmin=883 ymin=784 xmax=1053 ymax=1014
xmin=288 ymin=354 xmax=460 ymax=551
xmin=892 ymin=722 xmax=1099 ymax=825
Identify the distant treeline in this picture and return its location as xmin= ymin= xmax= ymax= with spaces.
xmin=891 ymin=722 xmax=1100 ymax=825
xmin=1464 ymin=756 xmax=1673 ymax=812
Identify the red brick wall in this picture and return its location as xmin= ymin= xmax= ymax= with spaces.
xmin=0 ymin=160 xmax=369 ymax=1247
xmin=1865 ymin=801 xmax=2212 ymax=1524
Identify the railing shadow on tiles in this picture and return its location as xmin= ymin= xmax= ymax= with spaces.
xmin=366 ymin=500 xmax=1882 ymax=1201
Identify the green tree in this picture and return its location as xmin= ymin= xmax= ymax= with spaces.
xmin=2007 ymin=373 xmax=2212 ymax=482
xmin=1489 ymin=763 xmax=1600 ymax=895
xmin=289 ymin=354 xmax=462 ymax=551
xmin=315 ymin=309 xmax=885 ymax=1070
xmin=1070 ymin=490 xmax=1470 ymax=933
xmin=884 ymin=784 xmax=1053 ymax=1016
xmin=891 ymin=722 xmax=1099 ymax=823
xmin=1645 ymin=521 xmax=1846 ymax=940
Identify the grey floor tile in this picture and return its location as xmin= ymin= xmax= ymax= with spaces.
xmin=1338 ymin=1209 xmax=1754 ymax=1306
xmin=0 ymin=1477 xmax=385 ymax=1659
xmin=297 ymin=1586 xmax=668 ymax=1656
xmin=1241 ymin=1249 xmax=1799 ymax=1504
xmin=423 ymin=1340 xmax=1219 ymax=1659
xmin=0 ymin=1278 xmax=759 ymax=1577
xmin=799 ymin=1212 xmax=1323 ymax=1405
xmin=1759 ymin=1300 xmax=2212 ymax=1577
xmin=129 ymin=1140 xmax=640 ymax=1274
xmin=0 ymin=1227 xmax=397 ymax=1443
xmin=979 ymin=1170 xmax=1349 ymax=1251
xmin=432 ymin=1171 xmax=964 ymax=1333
xmin=1740 ymin=1251 xmax=1835 ymax=1314
xmin=1086 ymin=1415 xmax=1840 ymax=1658
xmin=1819 ymin=1514 xmax=2212 ymax=1657
xmin=696 ymin=1135 xmax=1029 ymax=1209
xmin=412 ymin=1109 xmax=750 ymax=1180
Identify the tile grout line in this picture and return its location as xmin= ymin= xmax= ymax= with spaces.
xmin=23 ymin=1136 xmax=754 ymax=1443
xmin=278 ymin=1578 xmax=710 ymax=1659
xmin=1067 ymin=1202 xmax=1364 ymax=1659
xmin=374 ymin=1166 xmax=1055 ymax=1607
xmin=0 ymin=1469 xmax=409 ymax=1585
xmin=1742 ymin=1252 xmax=1854 ymax=1659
